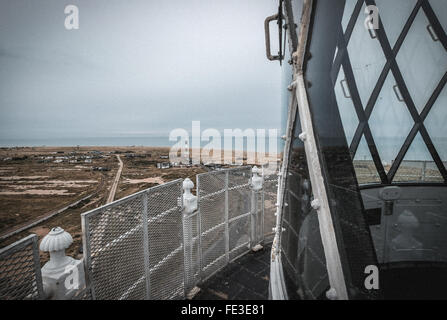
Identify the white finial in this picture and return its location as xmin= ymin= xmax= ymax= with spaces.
xmin=326 ymin=288 xmax=338 ymax=300
xmin=183 ymin=178 xmax=194 ymax=193
xmin=40 ymin=227 xmax=73 ymax=252
xmin=251 ymin=166 xmax=263 ymax=191
xmin=311 ymin=199 xmax=321 ymax=210
xmin=40 ymin=227 xmax=85 ymax=299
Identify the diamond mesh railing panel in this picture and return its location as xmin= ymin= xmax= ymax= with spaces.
xmin=200 ymin=193 xmax=225 ymax=234
xmin=0 ymin=234 xmax=43 ymax=300
xmin=83 ymin=193 xmax=146 ymax=300
xmin=197 ymin=170 xmax=227 ymax=280
xmin=183 ymin=211 xmax=200 ymax=294
xmin=228 ymin=168 xmax=251 ymax=220
xmin=228 ymin=167 xmax=252 ymax=259
xmin=228 ymin=189 xmax=251 ymax=259
xmin=72 ymin=285 xmax=93 ymax=300
xmin=82 ymin=180 xmax=183 ymax=300
xmin=196 ymin=167 xmax=255 ymax=281
xmin=146 ymin=180 xmax=184 ymax=300
xmin=229 ymin=215 xmax=251 ymax=261
xmin=201 ymin=224 xmax=226 ymax=279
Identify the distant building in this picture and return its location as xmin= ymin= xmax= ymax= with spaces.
xmin=125 ymin=154 xmax=136 ymax=158
xmin=204 ymin=163 xmax=223 ymax=170
xmin=157 ymin=162 xmax=171 ymax=169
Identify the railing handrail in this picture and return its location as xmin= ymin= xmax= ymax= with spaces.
xmin=81 ymin=178 xmax=183 ymax=218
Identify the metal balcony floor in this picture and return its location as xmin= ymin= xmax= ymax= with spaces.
xmin=193 ymin=244 xmax=271 ymax=300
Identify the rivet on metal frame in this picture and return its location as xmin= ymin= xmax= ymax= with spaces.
xmin=311 ymin=199 xmax=320 ymax=210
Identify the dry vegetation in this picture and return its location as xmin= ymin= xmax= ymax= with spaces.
xmin=0 ymin=146 xmax=207 ymax=264
xmin=115 ymin=152 xmax=206 ymax=200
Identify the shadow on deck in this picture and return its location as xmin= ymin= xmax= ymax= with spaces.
xmin=193 ymin=244 xmax=271 ymax=300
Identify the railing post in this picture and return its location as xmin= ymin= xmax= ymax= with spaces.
xmin=224 ymin=171 xmax=230 ymax=263
xmin=39 ymin=227 xmax=86 ymax=300
xmin=142 ymin=192 xmax=151 ymax=300
xmin=250 ymin=166 xmax=264 ymax=251
xmin=182 ymin=178 xmax=200 ymax=299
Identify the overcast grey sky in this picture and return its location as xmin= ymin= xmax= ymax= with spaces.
xmin=0 ymin=0 xmax=281 ymax=140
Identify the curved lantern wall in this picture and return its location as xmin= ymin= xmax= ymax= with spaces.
xmin=275 ymin=0 xmax=447 ymax=300
xmin=333 ymin=0 xmax=447 ymax=282
xmin=334 ymin=0 xmax=447 ymax=185
xmin=278 ymin=0 xmax=332 ymax=300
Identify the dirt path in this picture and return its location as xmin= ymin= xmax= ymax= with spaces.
xmin=107 ymin=155 xmax=123 ymax=203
